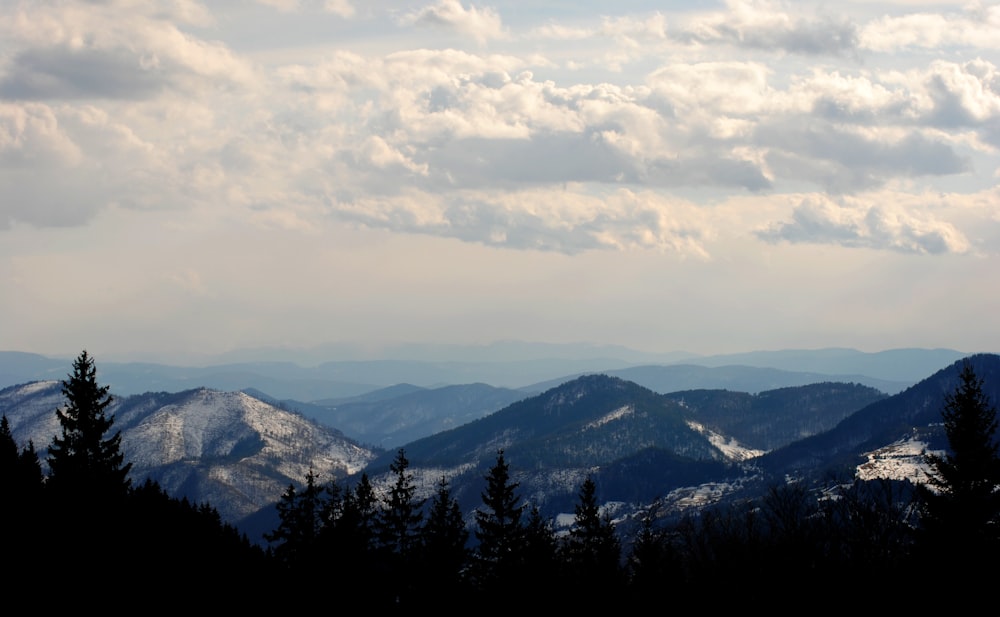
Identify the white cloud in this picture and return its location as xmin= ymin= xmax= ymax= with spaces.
xmin=326 ymin=186 xmax=714 ymax=256
xmin=757 ymin=194 xmax=971 ymax=254
xmin=401 ymin=0 xmax=506 ymax=44
xmin=3 ymin=1 xmax=1000 ymax=359
xmin=324 ymin=0 xmax=355 ymax=18
xmin=674 ymin=0 xmax=859 ymax=55
xmin=0 ymin=4 xmax=254 ymax=101
xmin=860 ymin=5 xmax=1000 ymax=51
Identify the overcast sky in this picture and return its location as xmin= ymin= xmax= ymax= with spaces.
xmin=2 ymin=0 xmax=999 ymax=364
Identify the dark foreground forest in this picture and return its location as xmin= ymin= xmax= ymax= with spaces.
xmin=3 ymin=351 xmax=998 ymax=611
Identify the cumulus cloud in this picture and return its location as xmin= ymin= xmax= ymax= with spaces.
xmin=401 ymin=0 xmax=506 ymax=44
xmin=0 ymin=3 xmax=254 ymax=101
xmin=922 ymin=60 xmax=1000 ymax=132
xmin=756 ymin=195 xmax=970 ymax=254
xmin=860 ymin=5 xmax=1000 ymax=51
xmin=328 ymin=187 xmax=712 ymax=256
xmin=758 ymin=121 xmax=970 ymax=192
xmin=674 ymin=0 xmax=859 ymax=55
xmin=0 ymin=1 xmax=993 ymax=262
xmin=0 ymin=101 xmax=168 ymax=228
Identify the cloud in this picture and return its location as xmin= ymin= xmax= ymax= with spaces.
xmin=324 ymin=0 xmax=355 ymax=18
xmin=0 ymin=2 xmax=992 ymax=262
xmin=257 ymin=0 xmax=300 ymax=12
xmin=758 ymin=121 xmax=970 ymax=192
xmin=860 ymin=5 xmax=1000 ymax=51
xmin=0 ymin=46 xmax=170 ymax=100
xmin=0 ymin=102 xmax=162 ymax=228
xmin=674 ymin=0 xmax=859 ymax=55
xmin=327 ymin=186 xmax=713 ymax=256
xmin=0 ymin=3 xmax=254 ymax=101
xmin=922 ymin=60 xmax=1000 ymax=133
xmin=401 ymin=0 xmax=506 ymax=44
xmin=756 ymin=195 xmax=970 ymax=254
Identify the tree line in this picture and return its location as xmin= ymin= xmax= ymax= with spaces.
xmin=3 ymin=352 xmax=999 ymax=610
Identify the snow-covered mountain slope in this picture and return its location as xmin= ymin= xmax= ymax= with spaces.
xmin=0 ymin=381 xmax=376 ymax=528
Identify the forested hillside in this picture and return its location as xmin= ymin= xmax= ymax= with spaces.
xmin=5 ymin=351 xmax=1000 ymax=609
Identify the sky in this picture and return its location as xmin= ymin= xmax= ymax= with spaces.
xmin=2 ymin=0 xmax=999 ymax=364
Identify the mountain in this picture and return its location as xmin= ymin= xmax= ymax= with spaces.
xmin=532 ymin=363 xmax=909 ymax=395
xmin=0 ymin=382 xmax=376 ymax=544
xmin=358 ymin=375 xmax=889 ymax=523
xmin=685 ymin=347 xmax=971 ymax=383
xmin=757 ymin=352 xmax=1000 ymax=480
xmin=3 ymin=351 xmax=994 ymax=549
xmin=0 ymin=346 xmax=966 ymax=400
xmin=302 ymin=383 xmax=529 ymax=449
xmin=249 ymin=365 xmax=902 ymax=449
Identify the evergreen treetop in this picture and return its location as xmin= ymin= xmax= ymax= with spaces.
xmin=921 ymin=360 xmax=1000 ymax=545
xmin=46 ymin=350 xmax=131 ymax=497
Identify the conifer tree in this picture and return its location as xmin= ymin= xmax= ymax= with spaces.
xmin=520 ymin=504 xmax=559 ymax=606
xmin=1 ymin=415 xmax=44 ymax=536
xmin=1 ymin=415 xmax=17 ymax=475
xmin=377 ymin=449 xmax=425 ymax=606
xmin=378 ymin=448 xmax=423 ymax=558
xmin=919 ymin=360 xmax=1000 ymax=565
xmin=472 ymin=449 xmax=526 ymax=594
xmin=561 ymin=475 xmax=623 ymax=600
xmin=322 ymin=472 xmax=382 ymax=596
xmin=417 ymin=476 xmax=470 ymax=604
xmin=46 ymin=350 xmax=131 ymax=498
xmin=625 ymin=507 xmax=674 ymax=601
xmin=265 ymin=468 xmax=327 ymax=569
xmin=43 ymin=352 xmax=134 ymax=593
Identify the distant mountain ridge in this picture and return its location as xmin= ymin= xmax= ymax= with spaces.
xmin=0 ymin=346 xmax=970 ymax=402
xmin=360 ymin=376 xmax=891 ymax=519
xmin=2 ymin=349 xmax=995 ymax=549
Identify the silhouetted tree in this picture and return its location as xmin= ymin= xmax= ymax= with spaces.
xmin=917 ymin=361 xmax=1000 ymax=590
xmin=472 ymin=449 xmax=526 ymax=596
xmin=520 ymin=504 xmax=560 ymax=607
xmin=378 ymin=449 xmax=423 ymax=557
xmin=625 ymin=502 xmax=680 ymax=604
xmin=377 ymin=448 xmax=424 ymax=605
xmin=1 ymin=414 xmax=43 ymax=497
xmin=416 ymin=476 xmax=470 ymax=604
xmin=320 ymin=472 xmax=382 ymax=597
xmin=819 ymin=477 xmax=920 ymax=582
xmin=1 ymin=415 xmax=44 ymax=545
xmin=46 ymin=350 xmax=131 ymax=498
xmin=561 ymin=476 xmax=623 ymax=604
xmin=265 ymin=468 xmax=327 ymax=570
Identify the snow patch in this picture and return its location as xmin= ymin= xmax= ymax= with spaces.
xmin=686 ymin=420 xmax=765 ymax=461
xmin=856 ymin=433 xmax=940 ymax=483
xmin=585 ymin=405 xmax=633 ymax=429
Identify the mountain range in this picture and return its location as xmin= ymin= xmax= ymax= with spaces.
xmin=0 ymin=345 xmax=966 ymax=399
xmin=0 ymin=346 xmax=993 ymax=547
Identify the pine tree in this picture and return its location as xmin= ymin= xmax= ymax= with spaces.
xmin=919 ymin=360 xmax=1000 ymax=566
xmin=520 ymin=504 xmax=559 ymax=606
xmin=377 ymin=448 xmax=425 ymax=606
xmin=46 ymin=350 xmax=131 ymax=498
xmin=472 ymin=449 xmax=526 ymax=594
xmin=625 ymin=506 xmax=677 ymax=603
xmin=378 ymin=448 xmax=424 ymax=559
xmin=1 ymin=415 xmax=44 ymax=538
xmin=1 ymin=415 xmax=17 ymax=475
xmin=417 ymin=476 xmax=470 ymax=604
xmin=265 ymin=468 xmax=327 ymax=570
xmin=561 ymin=475 xmax=623 ymax=602
xmin=321 ymin=472 xmax=382 ymax=598
xmin=42 ymin=352 xmax=134 ymax=595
